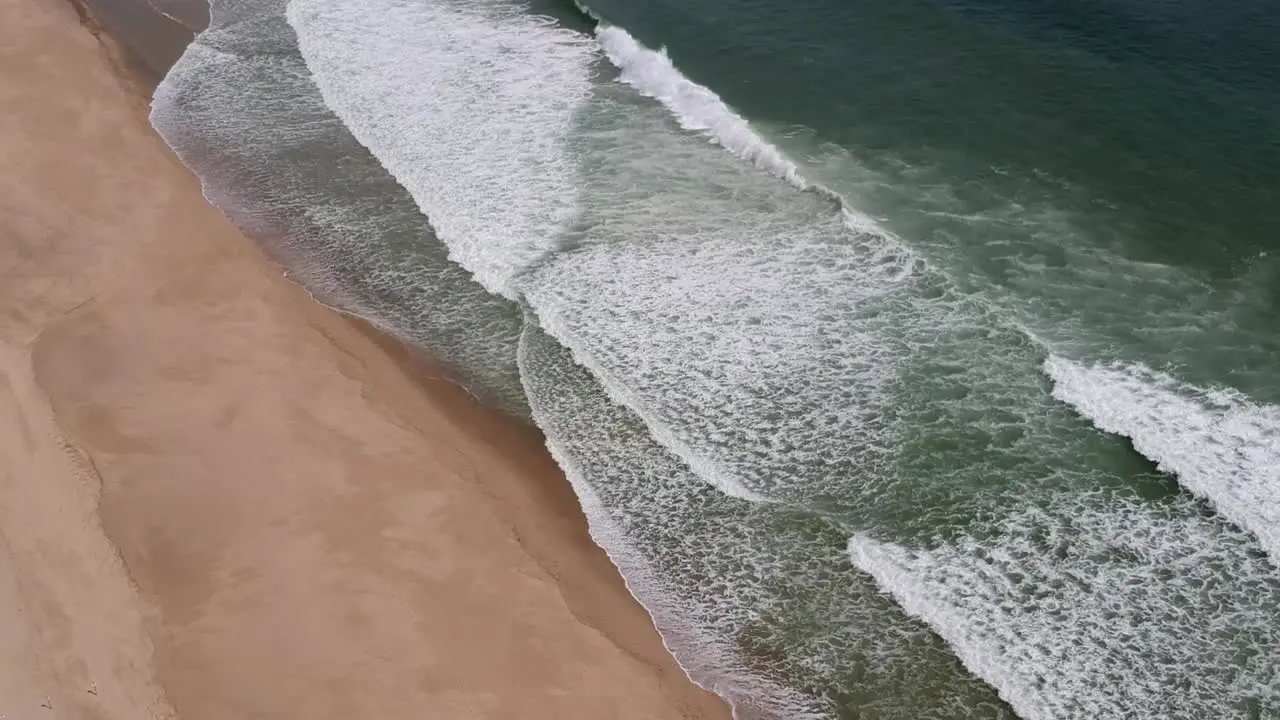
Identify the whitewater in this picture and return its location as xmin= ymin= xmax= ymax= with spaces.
xmin=150 ymin=0 xmax=1280 ymax=716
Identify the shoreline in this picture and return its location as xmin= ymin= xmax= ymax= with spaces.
xmin=0 ymin=0 xmax=730 ymax=717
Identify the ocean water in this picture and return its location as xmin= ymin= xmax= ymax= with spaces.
xmin=150 ymin=0 xmax=1280 ymax=717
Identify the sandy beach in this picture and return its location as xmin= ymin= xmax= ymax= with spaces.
xmin=0 ymin=1 xmax=729 ymax=718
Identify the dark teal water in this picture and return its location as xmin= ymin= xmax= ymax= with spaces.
xmin=152 ymin=0 xmax=1280 ymax=717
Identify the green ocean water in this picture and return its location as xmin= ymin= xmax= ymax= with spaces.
xmin=581 ymin=0 xmax=1280 ymax=397
xmin=151 ymin=0 xmax=1280 ymax=716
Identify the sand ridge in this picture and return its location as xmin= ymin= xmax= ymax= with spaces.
xmin=0 ymin=0 xmax=730 ymax=717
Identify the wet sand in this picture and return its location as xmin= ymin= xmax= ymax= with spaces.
xmin=0 ymin=0 xmax=730 ymax=717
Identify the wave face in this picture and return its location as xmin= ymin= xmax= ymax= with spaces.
xmin=1046 ymin=357 xmax=1280 ymax=562
xmin=594 ymin=25 xmax=808 ymax=189
xmin=151 ymin=0 xmax=1280 ymax=715
xmin=592 ymin=24 xmax=893 ymax=243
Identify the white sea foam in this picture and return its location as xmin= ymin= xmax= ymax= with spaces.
xmin=1045 ymin=356 xmax=1280 ymax=563
xmin=287 ymin=0 xmax=596 ymax=298
xmin=850 ymin=498 xmax=1280 ymax=719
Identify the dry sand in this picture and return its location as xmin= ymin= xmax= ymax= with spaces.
xmin=0 ymin=0 xmax=730 ymax=717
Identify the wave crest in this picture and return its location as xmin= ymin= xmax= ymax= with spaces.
xmin=1045 ymin=356 xmax=1280 ymax=563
